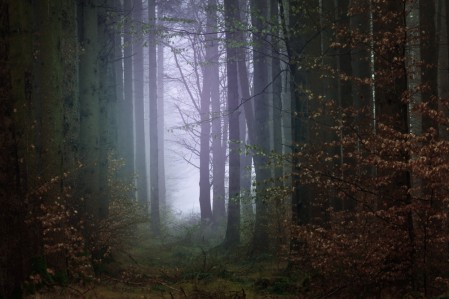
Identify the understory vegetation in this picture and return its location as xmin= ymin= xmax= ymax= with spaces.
xmin=25 ymin=212 xmax=308 ymax=299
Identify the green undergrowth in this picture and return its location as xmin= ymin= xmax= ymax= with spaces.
xmin=27 ymin=217 xmax=309 ymax=298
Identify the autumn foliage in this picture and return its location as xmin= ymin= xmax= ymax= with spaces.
xmin=287 ymin=1 xmax=449 ymax=296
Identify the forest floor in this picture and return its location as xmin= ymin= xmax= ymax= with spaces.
xmin=27 ymin=218 xmax=308 ymax=299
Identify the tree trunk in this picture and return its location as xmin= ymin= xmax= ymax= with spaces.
xmin=1 ymin=1 xmax=29 ymax=296
xmin=78 ymin=0 xmax=102 ymax=218
xmin=236 ymin=1 xmax=255 ymax=223
xmin=114 ymin=0 xmax=124 ymax=165
xmin=271 ymin=0 xmax=283 ymax=185
xmin=121 ymin=0 xmax=135 ymax=189
xmin=206 ymin=0 xmax=226 ymax=224
xmin=279 ymin=0 xmax=309 ymax=258
xmin=223 ymin=0 xmax=241 ymax=248
xmin=148 ymin=0 xmax=160 ymax=235
xmin=208 ymin=14 xmax=226 ymax=223
xmin=134 ymin=0 xmax=148 ymax=207
xmin=251 ymin=0 xmax=271 ymax=254
xmin=199 ymin=38 xmax=212 ymax=222
xmin=98 ymin=0 xmax=118 ymax=219
xmin=157 ymin=42 xmax=166 ymax=209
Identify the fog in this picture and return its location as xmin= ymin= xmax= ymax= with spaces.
xmin=143 ymin=45 xmax=202 ymax=215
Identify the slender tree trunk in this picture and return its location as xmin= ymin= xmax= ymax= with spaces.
xmin=236 ymin=0 xmax=255 ymax=140
xmin=98 ymin=0 xmax=118 ymax=219
xmin=114 ymin=0 xmax=124 ymax=164
xmin=148 ymin=0 xmax=160 ymax=235
xmin=134 ymin=0 xmax=148 ymax=207
xmin=279 ymin=0 xmax=308 ymax=259
xmin=199 ymin=38 xmax=212 ymax=222
xmin=223 ymin=0 xmax=241 ymax=247
xmin=236 ymin=1 xmax=254 ymax=223
xmin=157 ymin=42 xmax=166 ymax=209
xmin=121 ymin=0 xmax=135 ymax=188
xmin=78 ymin=0 xmax=102 ymax=218
xmin=240 ymin=107 xmax=254 ymax=221
xmin=251 ymin=0 xmax=271 ymax=254
xmin=207 ymin=0 xmax=226 ymax=223
xmin=271 ymin=0 xmax=283 ymax=184
xmin=62 ymin=1 xmax=80 ymax=205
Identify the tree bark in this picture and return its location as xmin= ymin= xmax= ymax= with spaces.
xmin=223 ymin=0 xmax=241 ymax=247
xmin=157 ymin=42 xmax=166 ymax=209
xmin=121 ymin=0 xmax=135 ymax=189
xmin=148 ymin=0 xmax=160 ymax=235
xmin=251 ymin=0 xmax=271 ymax=254
xmin=1 ymin=1 xmax=29 ymax=296
xmin=78 ymin=0 xmax=102 ymax=218
xmin=134 ymin=0 xmax=148 ymax=207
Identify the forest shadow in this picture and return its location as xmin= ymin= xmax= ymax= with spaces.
xmin=25 ymin=214 xmax=308 ymax=299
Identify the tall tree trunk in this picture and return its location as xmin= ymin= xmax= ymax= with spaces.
xmin=240 ymin=107 xmax=254 ymax=222
xmin=271 ymin=0 xmax=283 ymax=184
xmin=62 ymin=1 xmax=80 ymax=208
xmin=279 ymin=0 xmax=309 ymax=258
xmin=199 ymin=42 xmax=212 ymax=222
xmin=236 ymin=0 xmax=255 ymax=224
xmin=251 ymin=0 xmax=271 ymax=254
xmin=78 ymin=0 xmax=102 ymax=218
xmin=223 ymin=0 xmax=241 ymax=248
xmin=98 ymin=0 xmax=118 ymax=219
xmin=134 ymin=0 xmax=148 ymax=207
xmin=121 ymin=0 xmax=135 ymax=189
xmin=1 ymin=1 xmax=29 ymax=296
xmin=148 ymin=0 xmax=160 ymax=235
xmin=114 ymin=0 xmax=124 ymax=164
xmin=157 ymin=42 xmax=166 ymax=209
xmin=207 ymin=0 xmax=226 ymax=223
xmin=34 ymin=0 xmax=80 ymax=276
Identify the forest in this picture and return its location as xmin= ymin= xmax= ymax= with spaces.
xmin=1 ymin=0 xmax=449 ymax=298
